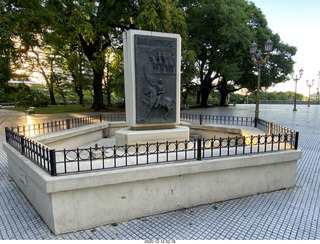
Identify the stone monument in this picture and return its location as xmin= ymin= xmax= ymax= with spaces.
xmin=116 ymin=30 xmax=189 ymax=145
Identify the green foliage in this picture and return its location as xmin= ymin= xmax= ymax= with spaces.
xmin=135 ymin=0 xmax=187 ymax=36
xmin=0 ymin=84 xmax=14 ymax=102
xmin=104 ymin=47 xmax=124 ymax=104
xmin=15 ymin=84 xmax=49 ymax=107
xmin=260 ymin=91 xmax=305 ymax=101
xmin=41 ymin=0 xmax=187 ymax=110
xmin=2 ymin=0 xmax=298 ymax=110
xmin=183 ymin=0 xmax=296 ymax=107
xmin=184 ymin=0 xmax=254 ymax=106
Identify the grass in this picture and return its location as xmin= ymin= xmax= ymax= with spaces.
xmin=4 ymin=104 xmax=93 ymax=114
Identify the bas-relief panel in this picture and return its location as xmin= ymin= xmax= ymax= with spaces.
xmin=134 ymin=35 xmax=177 ymax=124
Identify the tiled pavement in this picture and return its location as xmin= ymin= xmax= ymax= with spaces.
xmin=0 ymin=104 xmax=319 ymax=240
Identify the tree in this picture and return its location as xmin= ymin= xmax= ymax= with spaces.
xmin=184 ymin=0 xmax=296 ymax=107
xmin=0 ymin=0 xmax=60 ymax=104
xmin=184 ymin=0 xmax=252 ymax=107
xmin=236 ymin=3 xmax=296 ymax=97
xmin=43 ymin=0 xmax=187 ymax=110
xmin=0 ymin=1 xmax=26 ymax=89
xmin=2 ymin=0 xmax=187 ymax=110
xmin=218 ymin=4 xmax=297 ymax=106
xmin=29 ymin=44 xmax=59 ymax=105
xmin=104 ymin=47 xmax=124 ymax=106
xmin=66 ymin=50 xmax=92 ymax=106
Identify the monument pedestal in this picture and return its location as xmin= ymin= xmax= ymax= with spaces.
xmin=122 ymin=30 xmax=185 ymax=148
xmin=115 ymin=126 xmax=189 ymax=146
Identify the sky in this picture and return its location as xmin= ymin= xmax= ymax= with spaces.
xmin=251 ymin=0 xmax=320 ymax=97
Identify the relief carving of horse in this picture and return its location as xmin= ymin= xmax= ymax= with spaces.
xmin=142 ymin=84 xmax=175 ymax=121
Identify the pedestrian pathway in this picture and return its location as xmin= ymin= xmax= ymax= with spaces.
xmin=0 ymin=104 xmax=319 ymax=240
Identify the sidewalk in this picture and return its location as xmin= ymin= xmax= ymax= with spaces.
xmin=0 ymin=105 xmax=319 ymax=240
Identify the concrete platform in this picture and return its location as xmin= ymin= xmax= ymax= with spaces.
xmin=115 ymin=126 xmax=189 ymax=146
xmin=3 ymin=140 xmax=301 ymax=235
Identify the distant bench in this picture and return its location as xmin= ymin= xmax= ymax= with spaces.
xmin=25 ymin=107 xmax=36 ymax=114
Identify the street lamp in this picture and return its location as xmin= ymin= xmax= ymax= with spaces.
xmin=291 ymin=68 xmax=304 ymax=111
xmin=317 ymin=71 xmax=320 ymax=104
xmin=306 ymin=79 xmax=314 ymax=107
xmin=250 ymin=38 xmax=273 ymax=127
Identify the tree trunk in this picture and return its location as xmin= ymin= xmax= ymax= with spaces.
xmin=219 ymin=91 xmax=228 ymax=106
xmin=107 ymin=91 xmax=111 ymax=105
xmin=61 ymin=92 xmax=67 ymax=106
xmin=79 ymin=38 xmax=106 ymax=111
xmin=92 ymin=69 xmax=106 ymax=111
xmin=32 ymin=48 xmax=57 ymax=105
xmin=74 ymin=84 xmax=84 ymax=106
xmin=48 ymin=81 xmax=57 ymax=105
xmin=196 ymin=89 xmax=201 ymax=105
xmin=199 ymin=77 xmax=212 ymax=107
xmin=79 ymin=92 xmax=84 ymax=106
xmin=200 ymin=86 xmax=211 ymax=107
xmin=219 ymin=79 xmax=229 ymax=106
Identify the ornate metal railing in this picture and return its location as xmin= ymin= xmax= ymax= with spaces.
xmin=10 ymin=113 xmax=126 ymax=137
xmin=52 ymin=132 xmax=297 ymax=176
xmin=180 ymin=114 xmax=254 ymax=126
xmin=180 ymin=114 xmax=296 ymax=135
xmin=5 ymin=113 xmax=299 ymax=176
xmin=5 ymin=128 xmax=55 ymax=174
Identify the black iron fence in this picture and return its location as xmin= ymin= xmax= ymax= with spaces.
xmin=52 ymin=132 xmax=297 ymax=176
xmin=180 ymin=114 xmax=254 ymax=126
xmin=5 ymin=113 xmax=299 ymax=176
xmin=10 ymin=113 xmax=126 ymax=137
xmin=180 ymin=114 xmax=296 ymax=136
xmin=5 ymin=128 xmax=55 ymax=174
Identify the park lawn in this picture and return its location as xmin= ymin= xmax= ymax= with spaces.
xmin=4 ymin=105 xmax=93 ymax=114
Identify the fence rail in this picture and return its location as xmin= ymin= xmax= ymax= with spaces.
xmin=5 ymin=113 xmax=299 ymax=176
xmin=180 ymin=114 xmax=254 ymax=126
xmin=5 ymin=128 xmax=55 ymax=175
xmin=180 ymin=114 xmax=296 ymax=135
xmin=11 ymin=113 xmax=126 ymax=137
xmin=52 ymin=132 xmax=298 ymax=176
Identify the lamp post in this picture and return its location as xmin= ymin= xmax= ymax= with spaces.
xmin=317 ymin=71 xmax=320 ymax=104
xmin=250 ymin=38 xmax=273 ymax=127
xmin=306 ymin=79 xmax=314 ymax=107
xmin=291 ymin=68 xmax=304 ymax=111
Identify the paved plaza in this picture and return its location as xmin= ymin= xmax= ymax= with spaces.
xmin=0 ymin=104 xmax=319 ymax=240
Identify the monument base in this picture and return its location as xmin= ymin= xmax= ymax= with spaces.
xmin=4 ymin=141 xmax=302 ymax=235
xmin=115 ymin=126 xmax=189 ymax=146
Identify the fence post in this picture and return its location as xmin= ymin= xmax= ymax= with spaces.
xmin=50 ymin=149 xmax=57 ymax=176
xmin=5 ymin=127 xmax=9 ymax=142
xmin=269 ymin=122 xmax=273 ymax=134
xmin=200 ymin=115 xmax=203 ymax=125
xmin=20 ymin=136 xmax=25 ymax=155
xmin=197 ymin=139 xmax=202 ymax=160
xmin=294 ymin=132 xmax=299 ymax=150
xmin=66 ymin=119 xmax=70 ymax=129
xmin=100 ymin=114 xmax=102 ymax=122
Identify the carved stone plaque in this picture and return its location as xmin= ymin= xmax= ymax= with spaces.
xmin=134 ymin=35 xmax=177 ymax=124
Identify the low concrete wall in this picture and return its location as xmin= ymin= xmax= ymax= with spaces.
xmin=4 ymin=142 xmax=301 ymax=235
xmin=32 ymin=121 xmax=260 ymax=150
xmin=32 ymin=122 xmax=127 ymax=150
xmin=181 ymin=122 xmax=263 ymax=139
xmin=185 ymin=123 xmax=242 ymax=139
xmin=115 ymin=126 xmax=189 ymax=146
